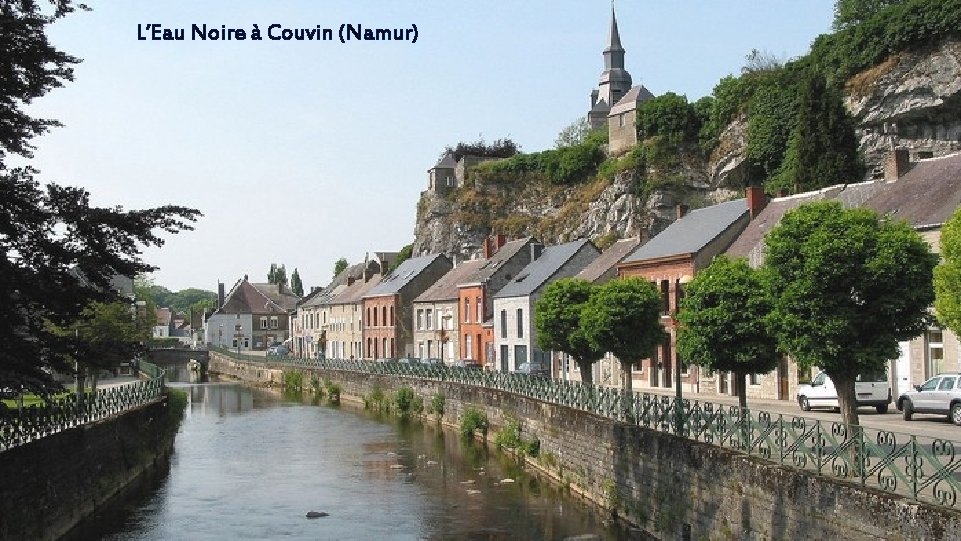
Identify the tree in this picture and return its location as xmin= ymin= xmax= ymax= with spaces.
xmin=390 ymin=244 xmax=414 ymax=273
xmin=772 ymin=71 xmax=864 ymax=194
xmin=934 ymin=206 xmax=961 ymax=335
xmin=554 ymin=117 xmax=591 ymax=148
xmin=581 ymin=278 xmax=665 ymax=399
xmin=267 ymin=263 xmax=288 ymax=288
xmin=534 ymin=278 xmax=604 ymax=385
xmin=0 ymin=1 xmax=199 ymax=393
xmin=290 ymin=268 xmax=304 ymax=297
xmin=333 ymin=257 xmax=348 ymax=278
xmin=764 ymin=201 xmax=937 ymax=426
xmin=833 ymin=0 xmax=903 ymax=30
xmin=676 ymin=256 xmax=779 ymax=409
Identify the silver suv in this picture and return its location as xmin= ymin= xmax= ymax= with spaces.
xmin=897 ymin=373 xmax=961 ymax=425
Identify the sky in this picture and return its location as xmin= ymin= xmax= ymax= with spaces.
xmin=23 ymin=0 xmax=836 ymax=293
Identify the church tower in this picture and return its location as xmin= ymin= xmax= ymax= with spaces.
xmin=588 ymin=4 xmax=633 ymax=130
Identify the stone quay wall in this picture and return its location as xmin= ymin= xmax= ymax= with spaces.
xmin=0 ymin=392 xmax=184 ymax=541
xmin=208 ymin=353 xmax=961 ymax=540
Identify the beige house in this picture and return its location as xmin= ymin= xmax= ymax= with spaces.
xmin=325 ymin=267 xmax=383 ymax=360
xmin=411 ymin=259 xmax=485 ymax=362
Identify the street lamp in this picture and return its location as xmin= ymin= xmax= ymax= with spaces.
xmin=674 ymin=274 xmax=694 ymax=436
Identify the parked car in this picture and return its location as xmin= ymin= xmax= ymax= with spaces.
xmin=452 ymin=359 xmax=482 ymax=369
xmin=516 ymin=361 xmax=549 ymax=378
xmin=266 ymin=344 xmax=289 ymax=357
xmin=897 ymin=373 xmax=961 ymax=424
xmin=420 ymin=357 xmax=443 ymax=366
xmin=397 ymin=357 xmax=420 ymax=365
xmin=796 ymin=370 xmax=891 ymax=413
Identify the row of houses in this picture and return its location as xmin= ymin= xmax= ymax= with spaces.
xmin=202 ymin=149 xmax=961 ymax=403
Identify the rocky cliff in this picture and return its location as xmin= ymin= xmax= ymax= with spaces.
xmin=413 ymin=41 xmax=961 ymax=259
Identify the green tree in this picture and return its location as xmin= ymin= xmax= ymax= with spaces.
xmin=0 ymin=1 xmax=199 ymax=393
xmin=554 ymin=117 xmax=591 ymax=149
xmin=534 ymin=278 xmax=604 ymax=385
xmin=772 ymin=71 xmax=864 ymax=194
xmin=833 ymin=0 xmax=903 ymax=29
xmin=267 ymin=263 xmax=288 ymax=288
xmin=676 ymin=256 xmax=778 ymax=409
xmin=934 ymin=207 xmax=961 ymax=335
xmin=764 ymin=201 xmax=937 ymax=426
xmin=581 ymin=278 xmax=665 ymax=399
xmin=333 ymin=257 xmax=349 ymax=277
xmin=290 ymin=268 xmax=304 ymax=297
xmin=390 ymin=244 xmax=414 ymax=272
xmin=636 ymin=92 xmax=701 ymax=146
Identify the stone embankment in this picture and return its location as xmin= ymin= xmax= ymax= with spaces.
xmin=208 ymin=352 xmax=961 ymax=540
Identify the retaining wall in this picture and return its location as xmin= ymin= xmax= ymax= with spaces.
xmin=208 ymin=352 xmax=961 ymax=540
xmin=0 ymin=392 xmax=184 ymax=541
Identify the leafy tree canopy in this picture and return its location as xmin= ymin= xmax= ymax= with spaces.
xmin=267 ymin=263 xmax=288 ymax=288
xmin=676 ymin=256 xmax=778 ymax=408
xmin=534 ymin=278 xmax=604 ymax=385
xmin=763 ymin=201 xmax=937 ymax=425
xmin=554 ymin=117 xmax=592 ymax=149
xmin=833 ymin=0 xmax=904 ymax=29
xmin=290 ymin=267 xmax=304 ymax=297
xmin=333 ymin=257 xmax=349 ymax=278
xmin=442 ymin=137 xmax=518 ymax=163
xmin=0 ymin=1 xmax=200 ymax=392
xmin=934 ymin=206 xmax=961 ymax=335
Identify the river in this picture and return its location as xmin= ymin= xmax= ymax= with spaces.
xmin=70 ymin=372 xmax=649 ymax=540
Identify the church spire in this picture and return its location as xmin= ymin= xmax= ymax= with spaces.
xmin=587 ymin=0 xmax=633 ymax=130
xmin=606 ymin=1 xmax=623 ymax=54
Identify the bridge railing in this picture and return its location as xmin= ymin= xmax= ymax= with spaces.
xmin=211 ymin=350 xmax=961 ymax=509
xmin=0 ymin=361 xmax=166 ymax=452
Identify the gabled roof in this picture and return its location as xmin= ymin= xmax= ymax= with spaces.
xmin=577 ymin=237 xmax=641 ymax=283
xmin=365 ymin=253 xmax=450 ymax=297
xmin=218 ymin=278 xmax=299 ymax=315
xmin=864 ymin=152 xmax=961 ymax=227
xmin=301 ymin=262 xmax=365 ymax=308
xmin=432 ymin=152 xmax=456 ymax=170
xmin=329 ymin=274 xmax=384 ymax=305
xmin=624 ymin=199 xmax=749 ymax=263
xmin=610 ymin=85 xmax=655 ymax=116
xmin=494 ymin=239 xmax=597 ymax=299
xmin=460 ymin=237 xmax=534 ymax=285
xmin=415 ymin=259 xmax=486 ymax=303
xmin=726 ymin=181 xmax=888 ymax=265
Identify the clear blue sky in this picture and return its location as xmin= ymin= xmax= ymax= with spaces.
xmin=25 ymin=0 xmax=835 ymax=294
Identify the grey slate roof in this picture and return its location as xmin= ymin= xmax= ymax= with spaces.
xmin=414 ymin=259 xmax=485 ymax=303
xmin=726 ymin=181 xmax=888 ymax=265
xmin=576 ymin=237 xmax=641 ymax=283
xmin=610 ymin=85 xmax=655 ymax=116
xmin=624 ymin=199 xmax=749 ymax=263
xmin=301 ymin=262 xmax=365 ymax=308
xmin=864 ymin=152 xmax=961 ymax=227
xmin=460 ymin=238 xmax=534 ymax=285
xmin=432 ymin=153 xmax=456 ymax=169
xmin=329 ymin=274 xmax=383 ymax=305
xmin=494 ymin=239 xmax=595 ymax=299
xmin=365 ymin=253 xmax=448 ymax=297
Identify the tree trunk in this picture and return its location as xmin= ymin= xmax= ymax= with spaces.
xmin=576 ymin=358 xmax=594 ymax=386
xmin=620 ymin=360 xmax=634 ymax=419
xmin=834 ymin=374 xmax=860 ymax=427
xmin=734 ymin=371 xmax=748 ymax=409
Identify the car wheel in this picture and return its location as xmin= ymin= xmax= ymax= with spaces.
xmin=951 ymin=403 xmax=961 ymax=426
xmin=798 ymin=396 xmax=811 ymax=411
xmin=902 ymin=400 xmax=914 ymax=421
xmin=876 ymin=404 xmax=889 ymax=414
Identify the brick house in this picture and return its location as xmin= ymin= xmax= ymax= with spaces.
xmin=324 ymin=263 xmax=382 ymax=360
xmin=362 ymin=253 xmax=452 ymax=359
xmin=412 ymin=259 xmax=485 ymax=363
xmin=493 ymin=239 xmax=600 ymax=373
xmin=617 ymin=194 xmax=762 ymax=392
xmin=457 ymin=236 xmax=540 ymax=366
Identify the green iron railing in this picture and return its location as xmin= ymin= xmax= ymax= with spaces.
xmin=0 ymin=361 xmax=166 ymax=452
xmin=214 ymin=350 xmax=961 ymax=509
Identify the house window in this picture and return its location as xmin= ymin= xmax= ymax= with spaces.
xmin=514 ymin=345 xmax=528 ymax=369
xmin=465 ymin=334 xmax=472 ymax=359
xmin=417 ymin=309 xmax=424 ymax=330
xmin=270 ymin=316 xmax=278 ymax=329
xmin=465 ymin=298 xmax=471 ymax=323
xmin=500 ymin=310 xmax=507 ymax=338
xmin=749 ymin=373 xmax=760 ymax=385
xmin=260 ymin=317 xmax=268 ymax=329
xmin=389 ymin=306 xmax=394 ymax=326
xmin=476 ymin=297 xmax=482 ymax=322
xmin=516 ymin=308 xmax=523 ymax=338
xmin=426 ymin=309 xmax=433 ymax=330
xmin=660 ymin=280 xmax=670 ymax=313
xmin=418 ymin=342 xmax=425 ymax=359
xmin=928 ymin=327 xmax=945 ymax=376
xmin=446 ymin=175 xmax=453 ymax=187
xmin=382 ymin=306 xmax=387 ymax=327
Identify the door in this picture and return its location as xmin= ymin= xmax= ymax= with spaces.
xmin=915 ymin=376 xmax=942 ymax=411
xmin=896 ymin=341 xmax=912 ymax=397
xmin=719 ymin=371 xmax=728 ymax=394
xmin=500 ymin=345 xmax=508 ymax=372
xmin=777 ymin=357 xmax=789 ymax=400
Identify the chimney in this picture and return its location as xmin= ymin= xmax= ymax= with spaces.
xmin=884 ymin=148 xmax=910 ymax=181
xmin=676 ymin=204 xmax=689 ymax=220
xmin=484 ymin=234 xmax=508 ymax=258
xmin=347 ymin=276 xmax=356 ymax=286
xmin=746 ymin=185 xmax=767 ymax=219
xmin=217 ymin=282 xmax=225 ymax=309
xmin=530 ymin=242 xmax=544 ymax=262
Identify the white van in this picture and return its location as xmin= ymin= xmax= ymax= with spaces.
xmin=796 ymin=370 xmax=892 ymax=413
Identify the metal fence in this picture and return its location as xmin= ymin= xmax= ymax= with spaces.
xmin=0 ymin=361 xmax=167 ymax=452
xmin=227 ymin=351 xmax=961 ymax=509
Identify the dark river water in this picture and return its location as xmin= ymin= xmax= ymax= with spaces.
xmin=71 ymin=368 xmax=648 ymax=540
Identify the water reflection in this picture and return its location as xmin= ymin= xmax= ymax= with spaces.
xmin=75 ymin=379 xmax=645 ymax=540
